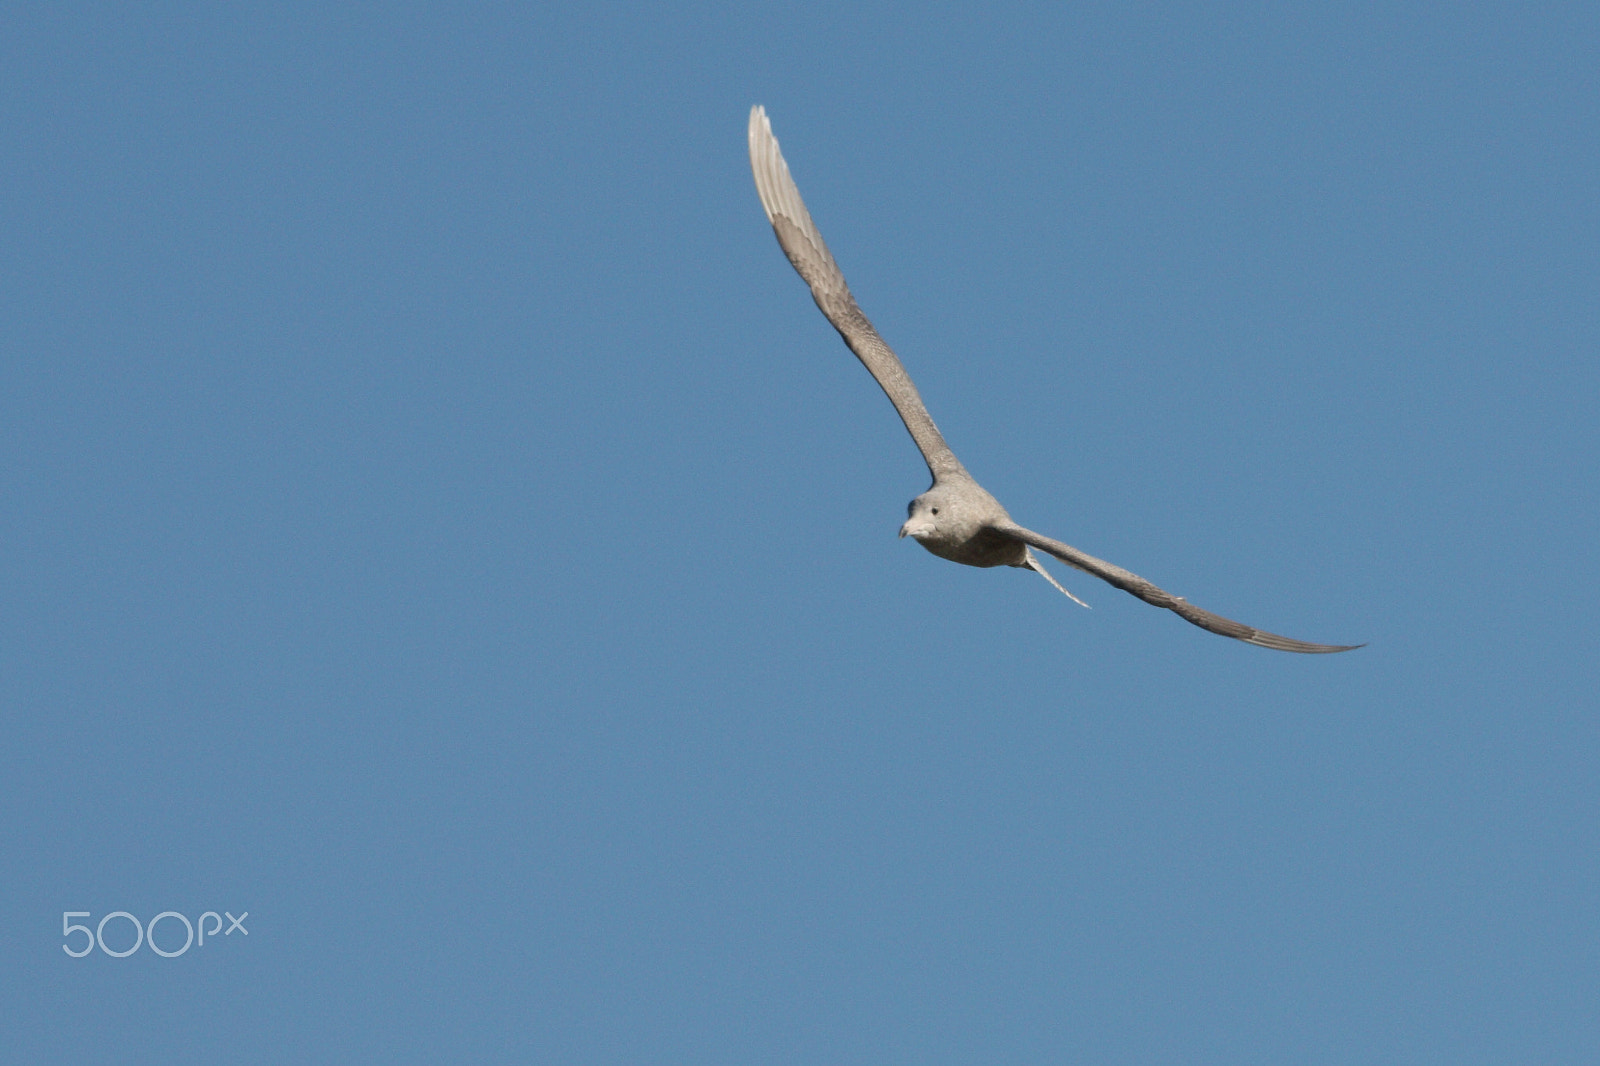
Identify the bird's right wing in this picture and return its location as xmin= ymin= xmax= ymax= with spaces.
xmin=995 ymin=521 xmax=1362 ymax=654
xmin=749 ymin=105 xmax=965 ymax=481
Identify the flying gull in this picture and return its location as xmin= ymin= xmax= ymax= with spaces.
xmin=748 ymin=105 xmax=1359 ymax=654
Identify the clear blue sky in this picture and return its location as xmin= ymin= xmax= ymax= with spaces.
xmin=4 ymin=3 xmax=1597 ymax=1062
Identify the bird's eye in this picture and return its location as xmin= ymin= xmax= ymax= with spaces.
xmin=931 ymin=507 xmax=939 ymax=515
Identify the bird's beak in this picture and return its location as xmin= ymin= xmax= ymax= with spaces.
xmin=900 ymin=518 xmax=932 ymax=540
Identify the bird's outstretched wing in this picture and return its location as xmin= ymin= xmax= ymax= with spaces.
xmin=995 ymin=521 xmax=1362 ymax=653
xmin=749 ymin=105 xmax=966 ymax=481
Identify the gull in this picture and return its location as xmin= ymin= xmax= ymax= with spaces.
xmin=748 ymin=105 xmax=1359 ymax=653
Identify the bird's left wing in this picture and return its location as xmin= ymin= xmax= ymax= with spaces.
xmin=994 ymin=521 xmax=1362 ymax=654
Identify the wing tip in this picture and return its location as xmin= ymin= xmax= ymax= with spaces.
xmin=747 ymin=105 xmax=783 ymax=225
xmin=1246 ymin=635 xmax=1367 ymax=654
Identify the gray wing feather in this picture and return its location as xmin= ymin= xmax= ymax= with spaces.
xmin=996 ymin=521 xmax=1362 ymax=654
xmin=749 ymin=106 xmax=965 ymax=480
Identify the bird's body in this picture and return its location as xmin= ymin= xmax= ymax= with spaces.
xmin=748 ymin=105 xmax=1359 ymax=654
xmin=901 ymin=477 xmax=1023 ymax=567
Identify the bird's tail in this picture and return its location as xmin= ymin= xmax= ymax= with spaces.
xmin=1023 ymin=549 xmax=1091 ymax=609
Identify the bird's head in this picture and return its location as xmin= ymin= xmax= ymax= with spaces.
xmin=899 ymin=489 xmax=952 ymax=542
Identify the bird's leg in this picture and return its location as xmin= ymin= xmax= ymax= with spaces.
xmin=1023 ymin=550 xmax=1090 ymax=609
